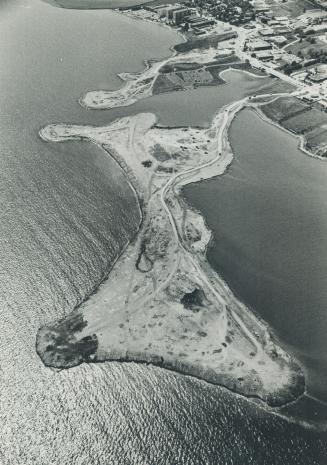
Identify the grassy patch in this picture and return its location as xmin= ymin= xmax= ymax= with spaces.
xmin=285 ymin=38 xmax=327 ymax=60
xmin=261 ymin=96 xmax=310 ymax=123
xmin=283 ymin=108 xmax=327 ymax=134
xmin=264 ymin=0 xmax=317 ymax=18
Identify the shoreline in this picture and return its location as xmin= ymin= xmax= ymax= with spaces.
xmin=36 ymin=103 xmax=327 ymax=427
xmin=79 ymin=17 xmax=240 ymax=110
xmin=83 ymin=6 xmax=327 ymax=162
xmin=255 ymin=104 xmax=327 ymax=163
xmin=37 ymin=96 xmax=306 ymax=411
xmin=35 ymin=12 xmax=326 ymax=425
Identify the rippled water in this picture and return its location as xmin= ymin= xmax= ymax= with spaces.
xmin=0 ymin=1 xmax=326 ymax=463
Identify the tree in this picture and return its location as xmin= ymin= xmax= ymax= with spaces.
xmin=183 ymin=21 xmax=189 ymax=31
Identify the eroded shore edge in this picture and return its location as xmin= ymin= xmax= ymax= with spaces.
xmin=35 ymin=15 xmax=327 ymax=422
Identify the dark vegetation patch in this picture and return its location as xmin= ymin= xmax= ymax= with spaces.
xmin=181 ymin=288 xmax=206 ymax=312
xmin=283 ymin=109 xmax=327 ymax=134
xmin=174 ymin=32 xmax=237 ymax=54
xmin=152 ymin=74 xmax=183 ymax=94
xmin=197 ymin=330 xmax=207 ymax=337
xmin=61 ymin=312 xmax=88 ymax=333
xmin=151 ymin=144 xmax=171 ymax=162
xmin=37 ymin=312 xmax=98 ymax=368
xmin=135 ymin=239 xmax=154 ymax=272
xmin=285 ymin=38 xmax=327 ymax=61
xmin=261 ymin=96 xmax=310 ymax=123
xmin=142 ymin=159 xmax=152 ymax=167
xmin=159 ymin=56 xmax=237 ymax=74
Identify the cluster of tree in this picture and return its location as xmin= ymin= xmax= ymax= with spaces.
xmin=307 ymin=48 xmax=327 ymax=63
xmin=195 ymin=0 xmax=254 ymax=24
xmin=281 ymin=61 xmax=302 ymax=75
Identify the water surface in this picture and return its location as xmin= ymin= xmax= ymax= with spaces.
xmin=0 ymin=1 xmax=326 ymax=463
xmin=183 ymin=109 xmax=327 ymax=404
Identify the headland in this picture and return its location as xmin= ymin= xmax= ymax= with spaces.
xmin=36 ymin=31 xmax=307 ymax=406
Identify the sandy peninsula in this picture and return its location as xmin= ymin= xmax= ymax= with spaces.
xmin=37 ymin=66 xmax=305 ymax=407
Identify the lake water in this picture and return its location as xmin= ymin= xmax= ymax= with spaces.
xmin=183 ymin=109 xmax=327 ymax=405
xmin=0 ymin=1 xmax=326 ymax=464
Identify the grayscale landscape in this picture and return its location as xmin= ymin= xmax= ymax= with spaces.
xmin=1 ymin=0 xmax=327 ymax=463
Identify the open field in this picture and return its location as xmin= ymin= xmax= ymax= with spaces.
xmin=284 ymin=108 xmax=327 ymax=133
xmin=152 ymin=58 xmax=260 ymax=94
xmin=285 ymin=38 xmax=327 ymax=60
xmin=259 ymin=96 xmax=311 ymax=122
xmin=261 ymin=96 xmax=327 ymax=157
xmin=305 ymin=127 xmax=327 ymax=155
xmin=265 ymin=0 xmax=318 ymax=18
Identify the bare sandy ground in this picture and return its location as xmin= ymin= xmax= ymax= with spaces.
xmin=81 ymin=47 xmax=221 ymax=110
xmin=37 ymin=90 xmax=305 ymax=407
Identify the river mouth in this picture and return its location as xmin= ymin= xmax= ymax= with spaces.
xmin=182 ymin=107 xmax=327 ymax=408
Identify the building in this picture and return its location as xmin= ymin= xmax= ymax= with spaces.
xmin=280 ymin=53 xmax=302 ymax=65
xmin=310 ymin=72 xmax=327 ymax=82
xmin=248 ymin=39 xmax=272 ymax=51
xmin=271 ymin=35 xmax=288 ymax=47
xmin=290 ymin=70 xmax=309 ymax=81
xmin=259 ymin=28 xmax=275 ymax=37
xmin=216 ymin=49 xmax=234 ymax=58
xmin=253 ymin=3 xmax=270 ymax=14
xmin=185 ymin=15 xmax=215 ymax=28
xmin=154 ymin=5 xmax=171 ymax=18
xmin=272 ymin=26 xmax=292 ymax=35
xmin=305 ymin=24 xmax=327 ymax=34
xmin=166 ymin=5 xmax=184 ymax=21
xmin=303 ymin=58 xmax=320 ymax=67
xmin=275 ymin=16 xmax=289 ymax=23
xmin=172 ymin=8 xmax=191 ymax=25
xmin=255 ymin=50 xmax=274 ymax=61
xmin=189 ymin=18 xmax=215 ymax=28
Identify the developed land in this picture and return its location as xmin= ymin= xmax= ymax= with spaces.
xmin=81 ymin=44 xmax=278 ymax=110
xmin=48 ymin=0 xmax=154 ymax=8
xmin=265 ymin=0 xmax=317 ymax=18
xmin=284 ymin=38 xmax=327 ymax=61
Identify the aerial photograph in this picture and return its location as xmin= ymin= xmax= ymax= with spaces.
xmin=1 ymin=0 xmax=327 ymax=463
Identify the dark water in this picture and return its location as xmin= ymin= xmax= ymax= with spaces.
xmin=0 ymin=1 xmax=326 ymax=464
xmin=183 ymin=109 xmax=327 ymax=404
